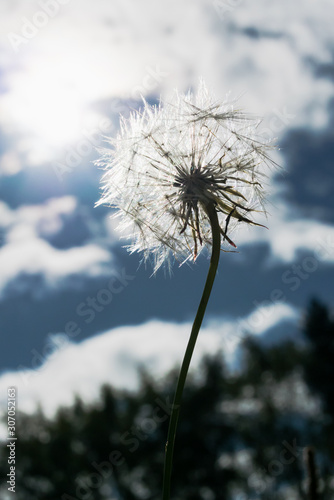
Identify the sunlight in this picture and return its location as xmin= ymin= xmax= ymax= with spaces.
xmin=5 ymin=60 xmax=88 ymax=148
xmin=0 ymin=35 xmax=161 ymax=167
xmin=1 ymin=49 xmax=114 ymax=164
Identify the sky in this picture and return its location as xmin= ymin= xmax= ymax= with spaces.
xmin=0 ymin=0 xmax=333 ymax=418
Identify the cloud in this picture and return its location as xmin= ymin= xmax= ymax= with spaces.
xmin=237 ymin=302 xmax=299 ymax=336
xmin=0 ymin=238 xmax=112 ymax=298
xmin=0 ymin=302 xmax=299 ymax=420
xmin=0 ymin=197 xmax=115 ymax=298
xmin=0 ymin=195 xmax=109 ymax=247
xmin=0 ymin=195 xmax=77 ymax=237
xmin=0 ymin=150 xmax=22 ymax=176
xmin=234 ymin=201 xmax=334 ymax=265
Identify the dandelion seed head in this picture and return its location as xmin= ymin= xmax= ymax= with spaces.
xmin=97 ymin=81 xmax=276 ymax=272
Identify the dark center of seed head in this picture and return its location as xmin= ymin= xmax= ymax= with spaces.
xmin=173 ymin=168 xmax=218 ymax=198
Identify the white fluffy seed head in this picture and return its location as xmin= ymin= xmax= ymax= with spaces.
xmin=96 ymin=81 xmax=276 ymax=273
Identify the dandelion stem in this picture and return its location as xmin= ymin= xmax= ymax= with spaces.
xmin=162 ymin=202 xmax=221 ymax=500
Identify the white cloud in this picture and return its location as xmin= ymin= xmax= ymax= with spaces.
xmin=0 ymin=196 xmax=77 ymax=238
xmin=235 ymin=202 xmax=334 ymax=265
xmin=237 ymin=302 xmax=299 ymax=335
xmin=0 ymin=302 xmax=299 ymax=420
xmin=0 ymin=239 xmax=112 ymax=297
xmin=0 ymin=197 xmax=115 ymax=297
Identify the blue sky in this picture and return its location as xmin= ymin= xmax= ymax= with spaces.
xmin=0 ymin=0 xmax=333 ymax=417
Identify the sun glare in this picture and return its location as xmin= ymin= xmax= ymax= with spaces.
xmin=1 ymin=51 xmax=108 ymax=164
xmin=8 ymin=63 xmax=85 ymax=146
xmin=0 ymin=38 xmax=158 ymax=167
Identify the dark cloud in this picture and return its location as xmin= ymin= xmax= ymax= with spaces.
xmin=277 ymin=125 xmax=334 ymax=224
xmin=238 ymin=27 xmax=284 ymax=40
xmin=307 ymin=51 xmax=334 ymax=82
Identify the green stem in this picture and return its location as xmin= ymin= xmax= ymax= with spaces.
xmin=162 ymin=204 xmax=221 ymax=500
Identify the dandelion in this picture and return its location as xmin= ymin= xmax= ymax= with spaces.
xmin=96 ymin=81 xmax=276 ymax=500
xmin=97 ymin=81 xmax=273 ymax=273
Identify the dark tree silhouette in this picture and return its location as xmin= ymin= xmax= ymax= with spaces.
xmin=303 ymin=299 xmax=334 ymax=417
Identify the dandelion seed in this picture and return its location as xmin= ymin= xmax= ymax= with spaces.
xmin=96 ymin=81 xmax=275 ymax=272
